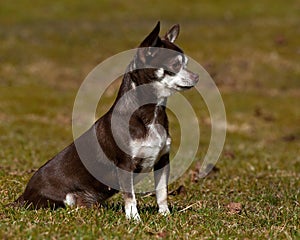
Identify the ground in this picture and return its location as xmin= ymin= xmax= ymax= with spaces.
xmin=0 ymin=0 xmax=299 ymax=239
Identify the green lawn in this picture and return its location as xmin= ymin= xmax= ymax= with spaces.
xmin=0 ymin=0 xmax=299 ymax=239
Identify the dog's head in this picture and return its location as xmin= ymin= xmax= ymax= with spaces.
xmin=131 ymin=21 xmax=199 ymax=98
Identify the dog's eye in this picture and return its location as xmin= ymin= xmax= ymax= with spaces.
xmin=172 ymin=61 xmax=181 ymax=72
xmin=164 ymin=69 xmax=176 ymax=76
xmin=162 ymin=60 xmax=182 ymax=76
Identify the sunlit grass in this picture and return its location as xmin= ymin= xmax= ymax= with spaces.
xmin=0 ymin=0 xmax=299 ymax=239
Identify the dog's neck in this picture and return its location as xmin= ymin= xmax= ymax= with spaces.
xmin=117 ymin=67 xmax=167 ymax=101
xmin=111 ymin=69 xmax=167 ymax=126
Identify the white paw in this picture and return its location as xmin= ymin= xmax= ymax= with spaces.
xmin=158 ymin=206 xmax=170 ymax=216
xmin=63 ymin=193 xmax=76 ymax=207
xmin=126 ymin=211 xmax=141 ymax=222
xmin=125 ymin=204 xmax=141 ymax=222
xmin=126 ymin=212 xmax=141 ymax=222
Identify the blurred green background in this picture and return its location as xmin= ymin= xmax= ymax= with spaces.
xmin=0 ymin=0 xmax=299 ymax=239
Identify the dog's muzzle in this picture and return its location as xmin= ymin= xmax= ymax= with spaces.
xmin=176 ymin=70 xmax=199 ymax=89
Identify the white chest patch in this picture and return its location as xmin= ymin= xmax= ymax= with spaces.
xmin=130 ymin=123 xmax=171 ymax=171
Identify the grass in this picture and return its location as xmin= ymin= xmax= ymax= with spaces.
xmin=0 ymin=0 xmax=299 ymax=239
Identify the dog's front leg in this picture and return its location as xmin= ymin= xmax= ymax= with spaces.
xmin=154 ymin=154 xmax=170 ymax=215
xmin=117 ymin=168 xmax=141 ymax=221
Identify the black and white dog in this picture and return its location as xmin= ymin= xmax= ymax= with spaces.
xmin=13 ymin=22 xmax=199 ymax=221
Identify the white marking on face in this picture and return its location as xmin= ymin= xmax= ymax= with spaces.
xmin=183 ymin=55 xmax=188 ymax=65
xmin=155 ymin=68 xmax=164 ymax=78
xmin=177 ymin=55 xmax=183 ymax=64
xmin=161 ymin=68 xmax=194 ymax=90
xmin=152 ymin=70 xmax=193 ymax=98
xmin=64 ymin=193 xmax=76 ymax=206
xmin=152 ymin=56 xmax=197 ymax=98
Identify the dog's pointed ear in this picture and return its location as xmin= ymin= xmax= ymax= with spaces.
xmin=164 ymin=24 xmax=180 ymax=43
xmin=139 ymin=21 xmax=161 ymax=47
xmin=136 ymin=22 xmax=161 ymax=65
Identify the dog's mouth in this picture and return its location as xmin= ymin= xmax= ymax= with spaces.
xmin=175 ymin=84 xmax=194 ymax=90
xmin=175 ymin=73 xmax=199 ymax=90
